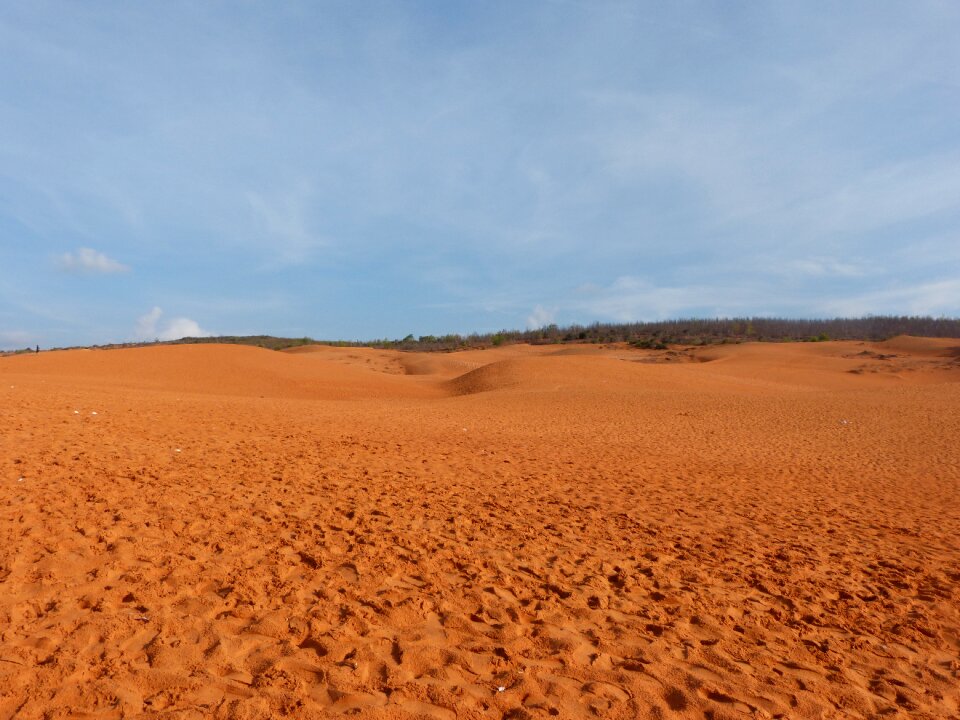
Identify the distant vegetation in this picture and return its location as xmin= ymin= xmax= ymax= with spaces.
xmin=5 ymin=316 xmax=959 ymax=356
xmin=360 ymin=316 xmax=960 ymax=351
xmin=148 ymin=335 xmax=322 ymax=351
xmin=1 ymin=346 xmax=39 ymax=356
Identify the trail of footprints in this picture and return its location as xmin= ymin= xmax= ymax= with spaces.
xmin=4 ymin=459 xmax=958 ymax=719
xmin=2 ymin=396 xmax=959 ymax=718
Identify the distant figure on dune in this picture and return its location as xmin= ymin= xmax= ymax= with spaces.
xmin=35 ymin=345 xmax=39 ymax=354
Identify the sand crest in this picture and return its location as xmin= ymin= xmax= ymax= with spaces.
xmin=1 ymin=339 xmax=958 ymax=718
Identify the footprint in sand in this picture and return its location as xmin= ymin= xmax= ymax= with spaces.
xmin=336 ymin=562 xmax=359 ymax=583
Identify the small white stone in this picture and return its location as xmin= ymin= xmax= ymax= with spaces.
xmin=174 ymin=448 xmax=182 ymax=453
xmin=497 ymin=686 xmax=506 ymax=693
xmin=91 ymin=411 xmax=98 ymax=416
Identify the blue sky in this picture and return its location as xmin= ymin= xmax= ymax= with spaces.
xmin=2 ymin=1 xmax=959 ymax=348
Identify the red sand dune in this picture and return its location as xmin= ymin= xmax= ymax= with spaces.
xmin=1 ymin=339 xmax=958 ymax=719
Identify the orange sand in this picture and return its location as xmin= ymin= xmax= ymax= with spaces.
xmin=1 ymin=338 xmax=958 ymax=719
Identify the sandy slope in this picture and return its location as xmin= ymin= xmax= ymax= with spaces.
xmin=1 ymin=338 xmax=958 ymax=719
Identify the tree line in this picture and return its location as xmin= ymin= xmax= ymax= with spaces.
xmin=363 ymin=315 xmax=960 ymax=350
xmin=8 ymin=315 xmax=959 ymax=356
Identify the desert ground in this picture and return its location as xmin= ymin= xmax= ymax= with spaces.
xmin=1 ymin=337 xmax=958 ymax=719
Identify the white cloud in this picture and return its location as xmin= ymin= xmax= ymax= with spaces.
xmin=56 ymin=247 xmax=129 ymax=274
xmin=162 ymin=317 xmax=210 ymax=340
xmin=134 ymin=306 xmax=211 ymax=341
xmin=134 ymin=307 xmax=163 ymax=339
xmin=526 ymin=304 xmax=556 ymax=330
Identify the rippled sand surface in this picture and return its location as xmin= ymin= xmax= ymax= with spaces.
xmin=2 ymin=338 xmax=958 ymax=719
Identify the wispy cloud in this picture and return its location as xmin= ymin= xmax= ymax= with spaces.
xmin=245 ymin=184 xmax=326 ymax=268
xmin=1 ymin=2 xmax=959 ymax=346
xmin=56 ymin=247 xmax=129 ymax=275
xmin=782 ymin=257 xmax=874 ymax=279
xmin=552 ymin=271 xmax=960 ymax=326
xmin=526 ymin=304 xmax=556 ymax=330
xmin=815 ymin=278 xmax=960 ymax=318
xmin=134 ymin=306 xmax=211 ymax=341
xmin=781 ymin=153 xmax=960 ymax=243
xmin=570 ymin=276 xmax=757 ymax=322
